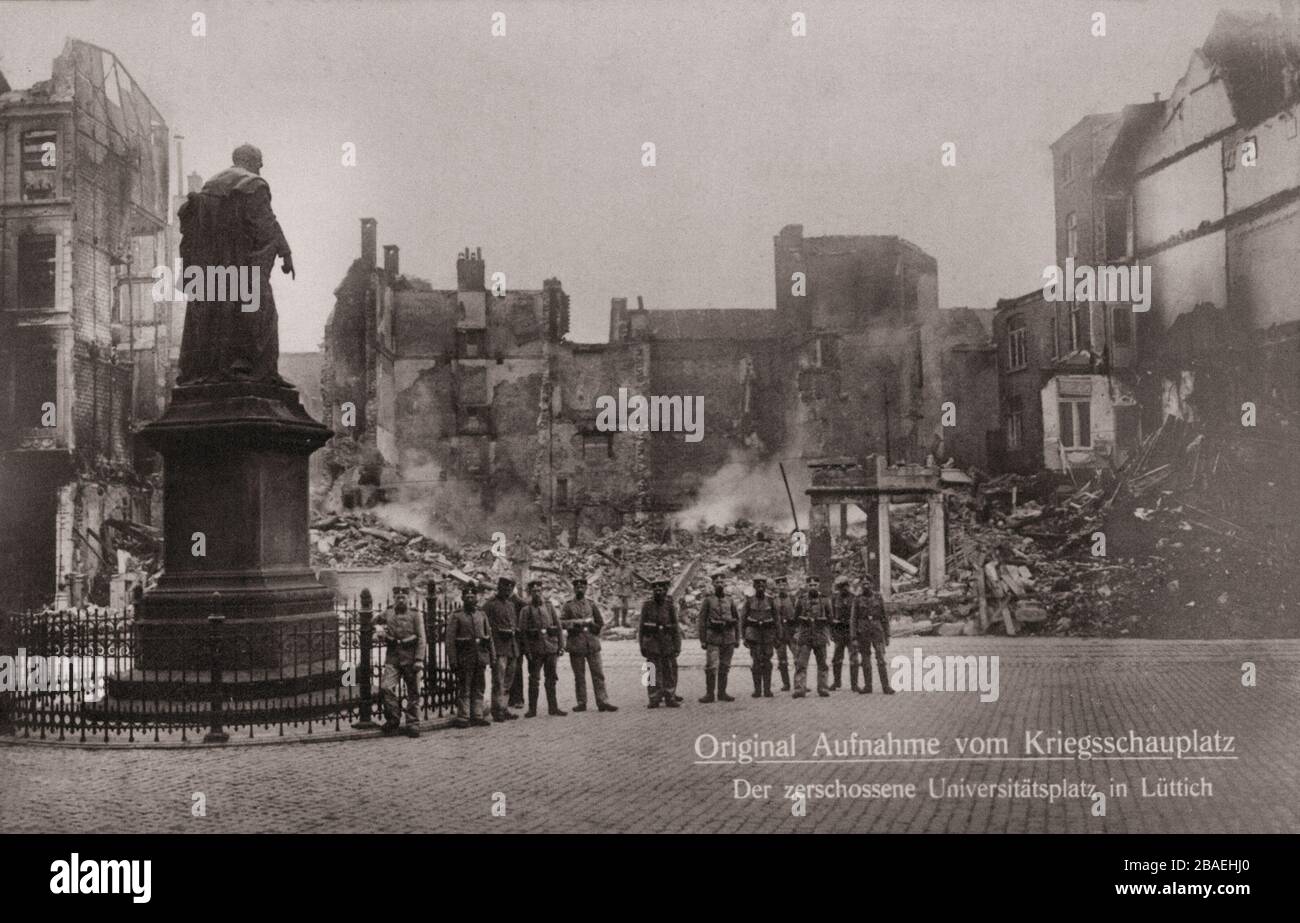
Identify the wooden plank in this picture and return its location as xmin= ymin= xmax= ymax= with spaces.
xmin=974 ymin=556 xmax=988 ymax=632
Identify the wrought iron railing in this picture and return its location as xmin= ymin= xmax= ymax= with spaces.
xmin=0 ymin=592 xmax=458 ymax=745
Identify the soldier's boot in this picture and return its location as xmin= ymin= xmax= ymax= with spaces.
xmin=717 ymin=668 xmax=736 ymax=702
xmin=699 ymin=670 xmax=716 ymax=703
xmin=831 ymin=662 xmax=843 ymax=690
xmin=850 ymin=664 xmax=862 ymax=692
xmin=546 ymin=689 xmax=567 ymax=716
xmin=779 ymin=662 xmax=792 ymax=691
xmin=762 ymin=663 xmax=774 ymax=697
xmin=881 ymin=666 xmax=895 ymax=695
xmin=862 ymin=666 xmax=873 ymax=694
xmin=525 ymin=688 xmax=539 ymax=718
xmin=750 ymin=665 xmax=763 ymax=698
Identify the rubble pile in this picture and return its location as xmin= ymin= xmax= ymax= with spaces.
xmin=310 ymin=412 xmax=1297 ymax=639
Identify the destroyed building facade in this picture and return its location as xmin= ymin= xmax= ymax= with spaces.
xmin=321 ymin=221 xmax=998 ymax=535
xmin=995 ymin=10 xmax=1300 ymax=472
xmin=0 ymin=40 xmax=171 ymax=608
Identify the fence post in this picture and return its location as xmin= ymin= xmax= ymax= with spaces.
xmin=204 ymin=609 xmax=230 ymax=744
xmin=352 ymin=588 xmax=378 ymax=729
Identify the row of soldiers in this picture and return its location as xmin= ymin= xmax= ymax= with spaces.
xmin=639 ymin=572 xmax=894 ymax=707
xmin=442 ymin=574 xmax=619 ymax=729
xmin=377 ymin=569 xmax=893 ymax=735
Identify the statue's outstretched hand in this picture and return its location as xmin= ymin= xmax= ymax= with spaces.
xmin=281 ymin=254 xmax=295 ymax=279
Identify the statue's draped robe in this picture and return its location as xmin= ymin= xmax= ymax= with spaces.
xmin=177 ymin=166 xmax=291 ymax=386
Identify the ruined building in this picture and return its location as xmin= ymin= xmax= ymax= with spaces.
xmin=995 ymin=9 xmax=1300 ymax=473
xmin=322 ymin=219 xmax=994 ymax=538
xmin=0 ymin=41 xmax=171 ymax=607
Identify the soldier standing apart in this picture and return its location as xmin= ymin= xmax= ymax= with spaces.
xmin=853 ymin=576 xmax=896 ymax=695
xmin=562 ymin=577 xmax=619 ymax=712
xmin=610 ymin=547 xmax=636 ymax=628
xmin=484 ymin=576 xmax=521 ymax=722
xmin=698 ymin=573 xmax=739 ymax=703
xmin=740 ymin=575 xmax=781 ymax=698
xmin=445 ymin=585 xmax=493 ymax=728
xmin=376 ymin=585 xmax=427 ymax=737
xmin=829 ymin=575 xmax=863 ymax=692
xmin=518 ymin=580 xmax=568 ymax=717
xmin=639 ymin=577 xmax=681 ymax=708
xmin=773 ymin=575 xmax=796 ymax=691
xmin=509 ymin=531 xmax=532 ymax=588
xmin=792 ymin=576 xmax=832 ymax=698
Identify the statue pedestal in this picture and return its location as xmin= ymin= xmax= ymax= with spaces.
xmin=118 ymin=383 xmax=337 ymax=697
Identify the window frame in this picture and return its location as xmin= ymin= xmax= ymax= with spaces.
xmin=20 ymin=128 xmax=59 ymax=202
xmin=18 ymin=234 xmax=58 ymax=311
xmin=1057 ymin=399 xmax=1092 ymax=449
xmin=1066 ymin=211 xmax=1078 ymax=260
xmin=1006 ymin=315 xmax=1028 ymax=371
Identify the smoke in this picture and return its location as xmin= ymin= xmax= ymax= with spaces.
xmin=672 ymin=446 xmax=811 ymax=531
xmin=371 ymin=453 xmax=541 ymax=548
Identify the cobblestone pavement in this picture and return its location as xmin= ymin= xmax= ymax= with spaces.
xmin=2 ymin=639 xmax=1297 ymax=834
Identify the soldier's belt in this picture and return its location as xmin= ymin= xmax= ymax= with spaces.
xmin=642 ymin=623 xmax=661 ymax=632
xmin=524 ymin=629 xmax=542 ymax=639
xmin=748 ymin=618 xmax=774 ymax=626
xmin=493 ymin=628 xmax=516 ymax=636
xmin=566 ymin=624 xmax=586 ymax=633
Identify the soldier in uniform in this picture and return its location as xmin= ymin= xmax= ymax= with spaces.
xmin=518 ymin=580 xmax=567 ymax=717
xmin=740 ymin=575 xmax=781 ymax=698
xmin=376 ymin=584 xmax=427 ymax=737
xmin=773 ymin=575 xmax=797 ymax=691
xmin=445 ymin=584 xmax=494 ymax=728
xmin=638 ymin=577 xmax=682 ymax=708
xmin=792 ymin=576 xmax=832 ymax=698
xmin=484 ymin=576 xmax=521 ymax=722
xmin=507 ymin=581 xmax=528 ymax=708
xmin=561 ymin=576 xmax=619 ymax=712
xmin=609 ymin=547 xmax=636 ymax=628
xmin=829 ymin=575 xmax=863 ymax=692
xmin=853 ymin=576 xmax=896 ymax=694
xmin=698 ymin=573 xmax=739 ymax=703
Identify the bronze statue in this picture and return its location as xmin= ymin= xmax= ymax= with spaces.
xmin=177 ymin=144 xmax=295 ymax=386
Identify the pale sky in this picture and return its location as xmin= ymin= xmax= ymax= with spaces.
xmin=0 ymin=0 xmax=1264 ymax=351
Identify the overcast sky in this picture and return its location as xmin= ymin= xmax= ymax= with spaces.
xmin=0 ymin=0 xmax=1265 ymax=351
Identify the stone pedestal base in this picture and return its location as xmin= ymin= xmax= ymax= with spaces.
xmin=129 ymin=382 xmax=336 ymax=690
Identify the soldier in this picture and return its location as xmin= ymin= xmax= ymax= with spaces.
xmin=853 ymin=576 xmax=896 ymax=695
xmin=561 ymin=576 xmax=619 ymax=713
xmin=609 ymin=547 xmax=636 ymax=628
xmin=829 ymin=575 xmax=863 ymax=692
xmin=376 ymin=585 xmax=427 ymax=737
xmin=791 ymin=576 xmax=832 ymax=698
xmin=773 ymin=575 xmax=796 ymax=691
xmin=638 ymin=577 xmax=682 ymax=708
xmin=698 ymin=573 xmax=739 ymax=703
xmin=445 ymin=584 xmax=493 ymax=728
xmin=507 ymin=581 xmax=528 ymax=708
xmin=517 ymin=580 xmax=567 ymax=718
xmin=484 ymin=576 xmax=521 ymax=722
xmin=509 ymin=531 xmax=532 ymax=588
xmin=740 ymin=575 xmax=781 ymax=698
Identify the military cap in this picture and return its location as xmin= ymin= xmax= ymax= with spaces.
xmin=571 ymin=575 xmax=588 ymax=586
xmin=805 ymin=575 xmax=821 ymax=585
xmin=833 ymin=575 xmax=849 ymax=587
xmin=651 ymin=576 xmax=670 ymax=588
xmin=497 ymin=575 xmax=516 ymax=587
xmin=392 ymin=584 xmax=410 ymax=595
xmin=526 ymin=579 xmax=542 ymax=590
xmin=774 ymin=575 xmax=789 ymax=585
xmin=752 ymin=575 xmax=768 ymax=584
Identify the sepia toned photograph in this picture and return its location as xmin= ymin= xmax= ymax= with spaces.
xmin=0 ymin=1 xmax=1294 ymax=896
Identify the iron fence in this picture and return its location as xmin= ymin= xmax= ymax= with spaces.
xmin=0 ymin=592 xmax=459 ymax=745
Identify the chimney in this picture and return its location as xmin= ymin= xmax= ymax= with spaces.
xmin=636 ymin=295 xmax=645 ymax=312
xmin=609 ymin=297 xmax=628 ymax=343
xmin=360 ymin=218 xmax=377 ymax=270
xmin=456 ymin=246 xmax=486 ymax=291
xmin=1153 ymin=92 xmax=1161 ymax=103
xmin=383 ymin=244 xmax=400 ymax=281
